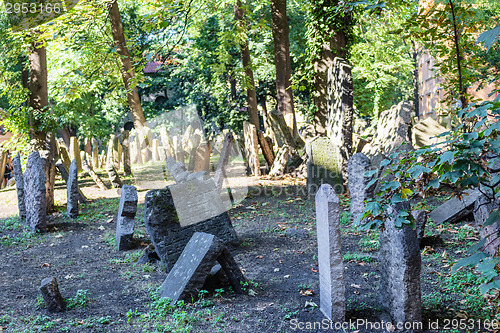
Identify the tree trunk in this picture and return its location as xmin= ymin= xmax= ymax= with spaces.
xmin=270 ymin=0 xmax=297 ymax=137
xmin=29 ymin=40 xmax=56 ymax=213
xmin=310 ymin=2 xmax=349 ymax=136
xmin=234 ymin=0 xmax=275 ymax=167
xmin=107 ymin=0 xmax=147 ymax=131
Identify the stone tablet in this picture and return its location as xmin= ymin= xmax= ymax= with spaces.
xmin=315 ymin=184 xmax=345 ymax=322
xmin=160 ymin=232 xmax=246 ymax=303
xmin=348 ymin=153 xmax=374 ymax=222
xmin=67 ymin=159 xmax=79 ymax=219
xmin=12 ymin=153 xmax=26 ymax=220
xmin=165 ymin=157 xmax=190 ymax=183
xmin=243 ymin=121 xmax=260 ymax=176
xmin=306 ymin=137 xmax=343 ymax=198
xmin=144 ymin=186 xmax=239 ymax=271
xmin=24 ymin=151 xmax=47 ymax=232
xmin=379 ymin=201 xmax=421 ymax=328
xmin=429 ymin=189 xmax=481 ymax=224
xmin=40 ymin=277 xmax=65 ymax=312
xmin=69 ymin=136 xmax=82 ymax=172
xmin=106 ymin=163 xmax=123 ymax=188
xmin=116 ymin=185 xmax=138 ymax=251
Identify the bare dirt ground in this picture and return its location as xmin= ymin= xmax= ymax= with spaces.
xmin=0 ymin=173 xmax=495 ymax=332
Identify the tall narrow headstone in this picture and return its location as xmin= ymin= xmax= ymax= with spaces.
xmin=112 ymin=135 xmax=120 ymax=170
xmin=24 ymin=151 xmax=47 ymax=232
xmin=348 ymin=153 xmax=373 ymax=222
xmin=306 ymin=137 xmax=343 ymax=198
xmin=326 ymin=58 xmax=353 ymax=180
xmin=40 ymin=277 xmax=65 ymax=313
xmin=379 ymin=201 xmax=422 ymax=329
xmin=116 ymin=185 xmax=138 ymax=251
xmin=152 ymin=139 xmax=160 ymax=162
xmin=92 ymin=138 xmax=99 ymax=169
xmin=214 ymin=132 xmax=234 ymax=192
xmin=59 ymin=145 xmax=71 ymax=170
xmin=67 ymin=159 xmax=79 ymax=219
xmin=315 ymin=184 xmax=345 ymax=322
xmin=122 ymin=130 xmax=132 ymax=176
xmin=12 ymin=153 xmax=26 ymax=220
xmin=243 ymin=121 xmax=261 ymax=176
xmin=69 ymin=136 xmax=82 ymax=172
xmin=194 ymin=141 xmax=211 ymax=172
xmin=106 ymin=163 xmax=123 ymax=188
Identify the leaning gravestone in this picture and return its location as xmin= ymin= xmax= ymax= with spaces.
xmin=412 ymin=210 xmax=427 ymax=245
xmin=24 ymin=151 xmax=47 ymax=232
xmin=315 ymin=184 xmax=345 ymax=322
xmin=106 ymin=163 xmax=123 ymax=188
xmin=306 ymin=137 xmax=343 ymax=197
xmin=12 ymin=153 xmax=26 ymax=220
xmin=326 ymin=57 xmax=353 ymax=181
xmin=473 ymin=194 xmax=500 ymax=256
xmin=67 ymin=159 xmax=79 ymax=219
xmin=429 ymin=189 xmax=481 ymax=224
xmin=348 ymin=153 xmax=374 ymax=222
xmin=116 ymin=185 xmax=138 ymax=251
xmin=379 ymin=201 xmax=421 ymax=329
xmin=160 ymin=232 xmax=247 ymax=303
xmin=144 ymin=184 xmax=238 ymax=271
xmin=40 ymin=277 xmax=65 ymax=313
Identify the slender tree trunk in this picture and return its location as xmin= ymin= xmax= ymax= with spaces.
xmin=107 ymin=0 xmax=147 ymax=131
xmin=412 ymin=42 xmax=420 ymax=118
xmin=448 ymin=0 xmax=467 ymax=109
xmin=234 ymin=0 xmax=274 ymax=167
xmin=270 ymin=0 xmax=297 ymax=137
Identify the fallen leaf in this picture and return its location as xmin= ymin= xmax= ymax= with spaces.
xmin=350 ymin=284 xmax=361 ymax=288
xmin=311 ymin=268 xmax=318 ymax=273
xmin=97 ymin=226 xmax=105 ymax=231
xmin=106 ymin=218 xmax=113 ymax=223
xmin=77 ymin=320 xmax=84 ymax=325
xmin=54 ymin=234 xmax=63 ymax=239
xmin=256 ymin=255 xmax=264 ymax=259
xmin=41 ymin=263 xmax=50 ymax=268
xmin=422 ymin=246 xmax=434 ymax=254
xmin=284 ymin=275 xmax=290 ymax=278
xmin=274 ymin=268 xmax=280 ymax=272
xmin=304 ymin=301 xmax=317 ymax=308
xmin=81 ymin=245 xmax=89 ymax=249
xmin=299 ymin=289 xmax=314 ymax=296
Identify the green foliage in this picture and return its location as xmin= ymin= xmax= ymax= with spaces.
xmin=66 ymin=289 xmax=90 ymax=309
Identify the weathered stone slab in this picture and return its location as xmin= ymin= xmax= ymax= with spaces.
xmin=326 ymin=57 xmax=353 ymax=180
xmin=40 ymin=277 xmax=65 ymax=312
xmin=122 ymin=130 xmax=131 ymax=176
xmin=315 ymin=184 xmax=345 ymax=322
xmin=214 ymin=132 xmax=234 ymax=192
xmin=116 ymin=185 xmax=138 ymax=251
xmin=429 ymin=189 xmax=481 ymax=224
xmin=473 ymin=194 xmax=500 ymax=256
xmin=160 ymin=232 xmax=246 ymax=303
xmin=69 ymin=136 xmax=82 ymax=172
xmin=412 ymin=115 xmax=449 ymax=149
xmin=56 ymin=163 xmax=87 ymax=203
xmin=152 ymin=138 xmax=160 ymax=162
xmin=12 ymin=153 xmax=26 ymax=219
xmin=194 ymin=141 xmax=211 ymax=172
xmin=106 ymin=163 xmax=123 ymax=188
xmin=144 ymin=186 xmax=239 ymax=271
xmin=412 ymin=210 xmax=427 ymax=245
xmin=243 ymin=121 xmax=260 ymax=176
xmin=165 ymin=157 xmax=190 ymax=183
xmin=269 ymin=145 xmax=290 ymax=177
xmin=59 ymin=145 xmax=71 ymax=170
xmin=306 ymin=137 xmax=343 ymax=198
xmin=348 ymin=153 xmax=373 ymax=222
xmin=379 ymin=201 xmax=421 ymax=329
xmin=67 ymin=159 xmax=79 ymax=219
xmin=362 ymin=101 xmax=413 ymax=168
xmin=92 ymin=138 xmax=99 ymax=170
xmin=24 ymin=151 xmax=47 ymax=232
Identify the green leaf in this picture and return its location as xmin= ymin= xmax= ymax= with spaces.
xmin=480 ymin=280 xmax=500 ymax=294
xmin=485 ymin=209 xmax=500 ymax=227
xmin=452 ymin=252 xmax=488 ymax=272
xmin=477 ymin=25 xmax=500 ymax=51
xmin=477 ymin=258 xmax=499 ymax=280
xmin=439 ymin=150 xmax=455 ymax=164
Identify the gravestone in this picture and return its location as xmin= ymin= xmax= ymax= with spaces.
xmin=122 ymin=130 xmax=132 ymax=176
xmin=92 ymin=138 xmax=99 ymax=170
xmin=243 ymin=121 xmax=260 ymax=176
xmin=0 ymin=150 xmax=7 ymax=189
xmin=362 ymin=101 xmax=413 ymax=169
xmin=24 ymin=151 xmax=47 ymax=232
xmin=187 ymin=131 xmax=202 ymax=171
xmin=315 ymin=184 xmax=345 ymax=322
xmin=379 ymin=201 xmax=422 ymax=329
xmin=116 ymin=185 xmax=138 ymax=251
xmin=69 ymin=136 xmax=82 ymax=172
xmin=40 ymin=277 xmax=65 ymax=312
xmin=12 ymin=153 xmax=26 ymax=220
xmin=165 ymin=157 xmax=191 ymax=183
xmin=412 ymin=210 xmax=427 ymax=245
xmin=113 ymin=135 xmax=121 ymax=170
xmin=106 ymin=163 xmax=123 ymax=188
xmin=348 ymin=153 xmax=374 ymax=222
xmin=56 ymin=163 xmax=87 ymax=203
xmin=160 ymin=232 xmax=247 ymax=303
xmin=326 ymin=57 xmax=353 ymax=180
xmin=59 ymin=145 xmax=71 ymax=170
xmin=67 ymin=159 xmax=79 ymax=219
xmin=306 ymin=137 xmax=343 ymax=198
xmin=429 ymin=189 xmax=481 ymax=224
xmin=412 ymin=115 xmax=449 ymax=149
xmin=144 ymin=185 xmax=239 ymax=271
xmin=194 ymin=141 xmax=211 ymax=172
xmin=152 ymin=138 xmax=160 ymax=162
xmin=214 ymin=132 xmax=235 ymax=192
xmin=269 ymin=145 xmax=290 ymax=177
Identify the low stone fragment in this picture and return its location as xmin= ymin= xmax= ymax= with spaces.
xmin=40 ymin=277 xmax=65 ymax=312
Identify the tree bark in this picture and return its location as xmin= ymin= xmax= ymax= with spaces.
xmin=270 ymin=0 xmax=297 ymax=137
xmin=234 ymin=0 xmax=274 ymax=167
xmin=107 ymin=0 xmax=147 ymax=131
xmin=310 ymin=1 xmax=349 ymax=136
